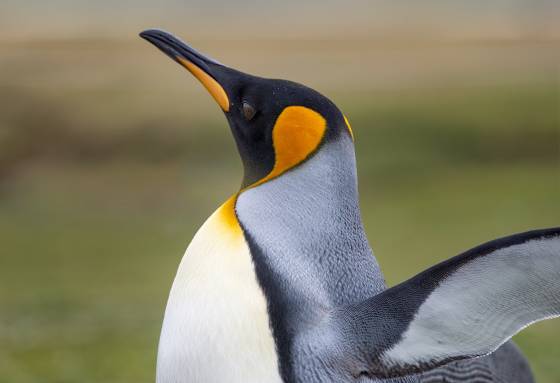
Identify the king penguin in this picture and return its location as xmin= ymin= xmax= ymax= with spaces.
xmin=140 ymin=29 xmax=560 ymax=383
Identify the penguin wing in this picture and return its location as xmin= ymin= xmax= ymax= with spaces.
xmin=327 ymin=227 xmax=560 ymax=378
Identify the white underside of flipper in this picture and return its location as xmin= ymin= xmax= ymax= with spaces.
xmin=156 ymin=200 xmax=282 ymax=383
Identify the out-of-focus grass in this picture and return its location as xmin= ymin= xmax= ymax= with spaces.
xmin=0 ymin=37 xmax=558 ymax=382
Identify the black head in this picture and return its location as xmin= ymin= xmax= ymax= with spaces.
xmin=140 ymin=29 xmax=354 ymax=188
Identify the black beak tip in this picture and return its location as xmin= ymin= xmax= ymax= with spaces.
xmin=139 ymin=28 xmax=164 ymax=41
xmin=139 ymin=28 xmax=184 ymax=64
xmin=139 ymin=28 xmax=171 ymax=47
xmin=139 ymin=29 xmax=149 ymax=39
xmin=139 ymin=28 xmax=221 ymax=69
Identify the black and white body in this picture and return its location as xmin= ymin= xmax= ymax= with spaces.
xmin=140 ymin=29 xmax=560 ymax=383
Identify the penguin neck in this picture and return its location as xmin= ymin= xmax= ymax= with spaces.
xmin=235 ymin=135 xmax=386 ymax=310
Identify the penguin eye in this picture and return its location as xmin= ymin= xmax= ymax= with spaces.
xmin=242 ymin=101 xmax=256 ymax=121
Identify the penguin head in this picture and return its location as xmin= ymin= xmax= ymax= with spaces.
xmin=140 ymin=29 xmax=354 ymax=188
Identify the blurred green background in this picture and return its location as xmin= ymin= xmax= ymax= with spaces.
xmin=0 ymin=1 xmax=559 ymax=382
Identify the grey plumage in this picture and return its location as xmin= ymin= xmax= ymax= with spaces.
xmin=236 ymin=132 xmax=556 ymax=382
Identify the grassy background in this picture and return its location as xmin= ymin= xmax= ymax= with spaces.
xmin=0 ymin=1 xmax=559 ymax=382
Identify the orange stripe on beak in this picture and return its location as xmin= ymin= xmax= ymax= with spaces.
xmin=177 ymin=57 xmax=230 ymax=112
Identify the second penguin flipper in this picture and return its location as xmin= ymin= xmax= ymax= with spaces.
xmin=324 ymin=228 xmax=560 ymax=379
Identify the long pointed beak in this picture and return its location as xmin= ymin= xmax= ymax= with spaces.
xmin=140 ymin=29 xmax=230 ymax=112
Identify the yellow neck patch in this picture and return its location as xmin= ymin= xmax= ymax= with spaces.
xmin=177 ymin=57 xmax=230 ymax=112
xmin=217 ymin=195 xmax=243 ymax=235
xmin=343 ymin=115 xmax=354 ymax=141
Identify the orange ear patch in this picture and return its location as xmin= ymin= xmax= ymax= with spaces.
xmin=257 ymin=106 xmax=326 ymax=185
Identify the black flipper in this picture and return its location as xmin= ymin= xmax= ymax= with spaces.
xmin=323 ymin=228 xmax=560 ymax=379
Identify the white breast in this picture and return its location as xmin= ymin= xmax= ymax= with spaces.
xmin=156 ymin=199 xmax=282 ymax=383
